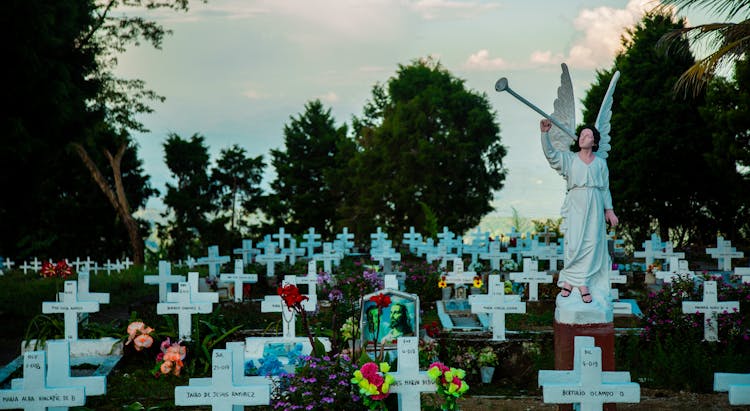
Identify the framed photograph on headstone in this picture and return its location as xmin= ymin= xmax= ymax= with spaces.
xmin=360 ymin=290 xmax=419 ymax=349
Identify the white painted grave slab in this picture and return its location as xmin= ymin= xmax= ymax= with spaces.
xmin=389 ymin=337 xmax=437 ymax=411
xmin=197 ymin=246 xmax=230 ymax=277
xmin=219 ymin=260 xmax=258 ymax=302
xmin=735 ymin=267 xmax=750 ymax=284
xmin=468 ymin=275 xmax=525 ymax=341
xmin=157 ymin=282 xmax=214 ymax=341
xmin=715 ymin=373 xmax=750 ymax=405
xmin=510 ymin=258 xmax=552 ymax=301
xmin=707 ymin=236 xmax=744 ymax=271
xmin=144 ymin=261 xmax=185 ymax=303
xmin=682 ymin=281 xmax=740 ymax=342
xmin=45 ymin=340 xmax=106 ymax=396
xmin=2 ymin=351 xmax=85 ymax=410
xmin=539 ymin=336 xmax=640 ymax=410
xmin=175 ymin=349 xmax=270 ymax=410
xmin=42 ymin=281 xmax=99 ymax=341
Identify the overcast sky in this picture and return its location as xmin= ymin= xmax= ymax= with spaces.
xmin=115 ymin=0 xmax=717 ymax=226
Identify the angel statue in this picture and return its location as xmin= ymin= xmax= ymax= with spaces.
xmin=497 ymin=63 xmax=620 ymax=321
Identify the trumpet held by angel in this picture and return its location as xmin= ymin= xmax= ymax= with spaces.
xmin=496 ymin=63 xmax=620 ymax=308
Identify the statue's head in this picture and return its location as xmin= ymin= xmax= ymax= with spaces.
xmin=571 ymin=125 xmax=601 ymax=152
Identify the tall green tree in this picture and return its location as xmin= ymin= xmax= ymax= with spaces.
xmin=581 ymin=12 xmax=715 ymax=247
xmin=158 ymin=133 xmax=213 ymax=260
xmin=341 ymin=58 xmax=507 ymax=240
xmin=1 ymin=0 xmax=157 ymax=260
xmin=210 ymin=145 xmax=266 ymax=233
xmin=657 ymin=0 xmax=750 ymax=96
xmin=268 ymin=100 xmax=353 ymax=237
xmin=698 ymin=57 xmax=750 ymax=239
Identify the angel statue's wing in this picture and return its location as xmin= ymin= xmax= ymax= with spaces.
xmin=594 ymin=71 xmax=620 ymax=159
xmin=549 ymin=63 xmax=576 ymax=152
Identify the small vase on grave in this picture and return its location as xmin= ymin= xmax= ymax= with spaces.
xmin=480 ymin=366 xmax=495 ymax=384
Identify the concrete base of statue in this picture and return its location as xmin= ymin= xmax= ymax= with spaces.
xmin=554 ymin=289 xmax=617 ymax=410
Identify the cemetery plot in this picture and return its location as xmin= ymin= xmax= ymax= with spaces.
xmin=714 ymin=373 xmax=750 ymax=405
xmin=469 ymin=275 xmax=526 ymax=341
xmin=1 ymin=350 xmax=85 ymax=410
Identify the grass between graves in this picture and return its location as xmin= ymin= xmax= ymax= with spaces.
xmin=1 ymin=259 xmax=750 ymax=409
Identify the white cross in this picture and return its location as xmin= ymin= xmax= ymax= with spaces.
xmin=443 ymin=259 xmax=476 ymax=293
xmin=607 ymin=268 xmax=628 ymax=301
xmin=295 ymin=261 xmax=319 ymax=298
xmin=177 ymin=272 xmax=219 ymax=304
xmin=539 ymin=336 xmax=640 ymax=410
xmin=479 ymin=240 xmax=512 ymax=271
xmin=175 ymin=349 xmax=271 ymax=409
xmin=76 ymin=271 xmax=110 ymax=304
xmin=158 ymin=282 xmax=214 ymax=340
xmin=144 ymin=261 xmax=186 ymax=303
xmin=654 ymin=242 xmax=685 ymax=263
xmin=436 ymin=226 xmax=455 ymax=245
xmin=313 ymin=243 xmax=342 ymax=274
xmin=220 ymin=260 xmax=259 ymax=303
xmin=42 ymin=281 xmax=100 ymax=340
xmin=3 ymin=350 xmax=86 ymax=410
xmin=402 ymin=227 xmax=423 ymax=254
xmin=389 ymin=337 xmax=437 ymax=410
xmin=510 ymin=258 xmax=552 ymax=301
xmin=655 ymin=258 xmax=695 ymax=284
xmin=335 ymin=227 xmax=355 ymax=254
xmin=370 ymin=227 xmax=389 ymax=250
xmin=121 ymin=257 xmax=133 ymax=270
xmin=707 ymin=236 xmax=744 ymax=271
xmin=300 ymin=227 xmax=322 ymax=257
xmin=234 ymin=239 xmax=259 ymax=265
xmin=714 ymin=373 xmax=750 ymax=405
xmin=260 ymin=276 xmax=317 ymax=339
xmin=682 ymin=281 xmax=740 ymax=342
xmin=468 ymin=275 xmax=526 ymax=341
xmin=634 ymin=240 xmax=659 ymax=266
xmin=20 ymin=260 xmax=33 ymax=274
xmin=46 ymin=340 xmax=106 ymax=396
xmin=272 ymin=227 xmax=292 ymax=250
xmin=607 ymin=230 xmax=626 ymax=256
xmin=282 ymin=238 xmax=306 ymax=265
xmin=197 ymin=245 xmax=231 ymax=277
xmin=255 ymin=243 xmax=286 ymax=278
xmin=2 ymin=258 xmax=15 ymax=271
xmin=30 ymin=257 xmax=42 ymax=272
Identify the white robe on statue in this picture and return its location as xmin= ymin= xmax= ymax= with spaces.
xmin=542 ymin=131 xmax=612 ymax=301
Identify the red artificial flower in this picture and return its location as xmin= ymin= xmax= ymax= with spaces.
xmin=40 ymin=261 xmax=56 ymax=278
xmin=55 ymin=261 xmax=72 ymax=278
xmin=369 ymin=293 xmax=391 ymax=309
xmin=277 ymin=283 xmax=308 ymax=311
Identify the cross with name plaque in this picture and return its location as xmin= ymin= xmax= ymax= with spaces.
xmin=42 ymin=281 xmax=99 ymax=340
xmin=158 ymin=282 xmax=214 ymax=340
xmin=219 ymin=260 xmax=258 ymax=302
xmin=144 ymin=261 xmax=186 ymax=303
xmin=510 ymin=258 xmax=552 ymax=301
xmin=706 ymin=236 xmax=744 ymax=271
xmin=75 ymin=271 xmax=110 ymax=304
xmin=175 ymin=349 xmax=270 ymax=410
xmin=197 ymin=246 xmax=231 ymax=277
xmin=233 ymin=239 xmax=259 ymax=265
xmin=468 ymin=275 xmax=525 ymax=341
xmin=1 ymin=350 xmax=85 ymax=410
xmin=682 ymin=280 xmax=740 ymax=342
xmin=389 ymin=337 xmax=437 ymax=411
xmin=260 ymin=276 xmax=317 ymax=339
xmin=539 ymin=336 xmax=640 ymax=411
xmin=655 ymin=258 xmax=695 ymax=284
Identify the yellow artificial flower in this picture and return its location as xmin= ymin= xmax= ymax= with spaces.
xmin=473 ymin=276 xmax=483 ymax=288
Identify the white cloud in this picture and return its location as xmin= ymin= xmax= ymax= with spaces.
xmin=317 ymin=91 xmax=340 ymax=103
xmin=463 ymin=49 xmax=508 ymax=71
xmin=411 ymin=0 xmax=500 ymax=20
xmin=530 ymin=0 xmax=657 ymax=69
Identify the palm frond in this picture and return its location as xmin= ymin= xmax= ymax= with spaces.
xmin=657 ymin=0 xmax=750 ymax=20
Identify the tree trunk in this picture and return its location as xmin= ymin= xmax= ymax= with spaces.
xmin=72 ymin=142 xmax=145 ymax=265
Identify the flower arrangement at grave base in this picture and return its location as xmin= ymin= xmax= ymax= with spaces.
xmin=125 ymin=321 xmax=154 ymax=352
xmin=423 ymin=320 xmax=442 ymax=339
xmin=151 ymin=338 xmax=187 ymax=377
xmin=427 ymin=361 xmax=469 ymax=411
xmin=472 ymin=275 xmax=483 ymax=289
xmin=501 ymin=259 xmax=519 ymax=272
xmin=477 ymin=346 xmax=499 ymax=368
xmin=451 ymin=347 xmax=479 ymax=379
xmin=351 ymin=361 xmax=395 ymax=410
xmin=39 ymin=260 xmax=74 ymax=279
xmin=339 ymin=316 xmax=360 ymax=358
xmin=271 ymin=354 xmax=369 ymax=411
xmin=419 ymin=337 xmax=440 ymax=368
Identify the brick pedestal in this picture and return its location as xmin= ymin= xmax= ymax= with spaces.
xmin=553 ymin=321 xmax=616 ymax=411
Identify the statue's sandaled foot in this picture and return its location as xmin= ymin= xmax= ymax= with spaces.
xmin=560 ymin=282 xmax=572 ymax=297
xmin=579 ymin=286 xmax=592 ymax=303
